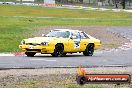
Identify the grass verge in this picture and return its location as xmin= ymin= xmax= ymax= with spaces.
xmin=13 ymin=80 xmax=107 ymax=88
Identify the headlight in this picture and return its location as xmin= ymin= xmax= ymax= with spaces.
xmin=41 ymin=42 xmax=48 ymax=46
xmin=21 ymin=40 xmax=25 ymax=45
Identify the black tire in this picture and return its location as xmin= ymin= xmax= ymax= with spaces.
xmin=62 ymin=53 xmax=67 ymax=57
xmin=51 ymin=44 xmax=64 ymax=57
xmin=25 ymin=52 xmax=36 ymax=57
xmin=76 ymin=75 xmax=87 ymax=85
xmin=83 ymin=44 xmax=94 ymax=56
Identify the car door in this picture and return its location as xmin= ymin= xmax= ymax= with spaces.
xmin=69 ymin=32 xmax=81 ymax=52
xmin=79 ymin=32 xmax=90 ymax=52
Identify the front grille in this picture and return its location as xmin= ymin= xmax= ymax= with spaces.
xmin=26 ymin=43 xmax=40 ymax=46
xmin=26 ymin=49 xmax=41 ymax=52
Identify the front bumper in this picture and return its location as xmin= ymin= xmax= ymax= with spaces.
xmin=19 ymin=45 xmax=54 ymax=53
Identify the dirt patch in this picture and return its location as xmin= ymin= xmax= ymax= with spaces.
xmin=0 ymin=67 xmax=132 ymax=88
xmin=33 ymin=26 xmax=129 ymax=50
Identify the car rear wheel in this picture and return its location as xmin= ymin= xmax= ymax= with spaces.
xmin=25 ymin=52 xmax=36 ymax=57
xmin=83 ymin=44 xmax=94 ymax=56
xmin=51 ymin=44 xmax=64 ymax=57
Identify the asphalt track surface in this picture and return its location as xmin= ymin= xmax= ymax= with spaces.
xmin=0 ymin=27 xmax=132 ymax=68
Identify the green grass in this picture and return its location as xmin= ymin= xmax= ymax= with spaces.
xmin=0 ymin=5 xmax=132 ymax=52
xmin=12 ymin=80 xmax=131 ymax=88
xmin=67 ymin=84 xmax=106 ymax=88
xmin=0 ymin=5 xmax=132 ymax=19
xmin=13 ymin=80 xmax=107 ymax=88
xmin=14 ymin=81 xmax=36 ymax=88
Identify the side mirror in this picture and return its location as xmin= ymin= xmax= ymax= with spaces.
xmin=42 ymin=34 xmax=45 ymax=37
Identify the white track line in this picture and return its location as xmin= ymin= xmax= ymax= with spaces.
xmin=30 ymin=59 xmax=56 ymax=62
xmin=0 ymin=53 xmax=14 ymax=56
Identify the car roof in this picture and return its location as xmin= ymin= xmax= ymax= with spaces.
xmin=53 ymin=29 xmax=82 ymax=32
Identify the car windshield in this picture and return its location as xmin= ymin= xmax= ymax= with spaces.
xmin=46 ymin=31 xmax=70 ymax=38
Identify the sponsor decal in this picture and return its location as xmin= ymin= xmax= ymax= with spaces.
xmin=76 ymin=67 xmax=131 ymax=85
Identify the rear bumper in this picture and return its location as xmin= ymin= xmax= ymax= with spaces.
xmin=19 ymin=45 xmax=54 ymax=53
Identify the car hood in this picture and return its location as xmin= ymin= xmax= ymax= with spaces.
xmin=24 ymin=37 xmax=56 ymax=44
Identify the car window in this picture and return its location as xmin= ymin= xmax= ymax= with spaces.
xmin=80 ymin=32 xmax=86 ymax=39
xmin=81 ymin=32 xmax=89 ymax=39
xmin=46 ymin=31 xmax=70 ymax=38
xmin=71 ymin=32 xmax=80 ymax=39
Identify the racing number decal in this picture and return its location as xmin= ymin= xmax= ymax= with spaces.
xmin=74 ymin=41 xmax=80 ymax=49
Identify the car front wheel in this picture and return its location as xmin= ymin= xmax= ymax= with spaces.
xmin=25 ymin=52 xmax=36 ymax=57
xmin=83 ymin=44 xmax=94 ymax=56
xmin=51 ymin=44 xmax=64 ymax=57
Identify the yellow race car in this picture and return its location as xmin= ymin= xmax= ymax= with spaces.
xmin=19 ymin=29 xmax=101 ymax=57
